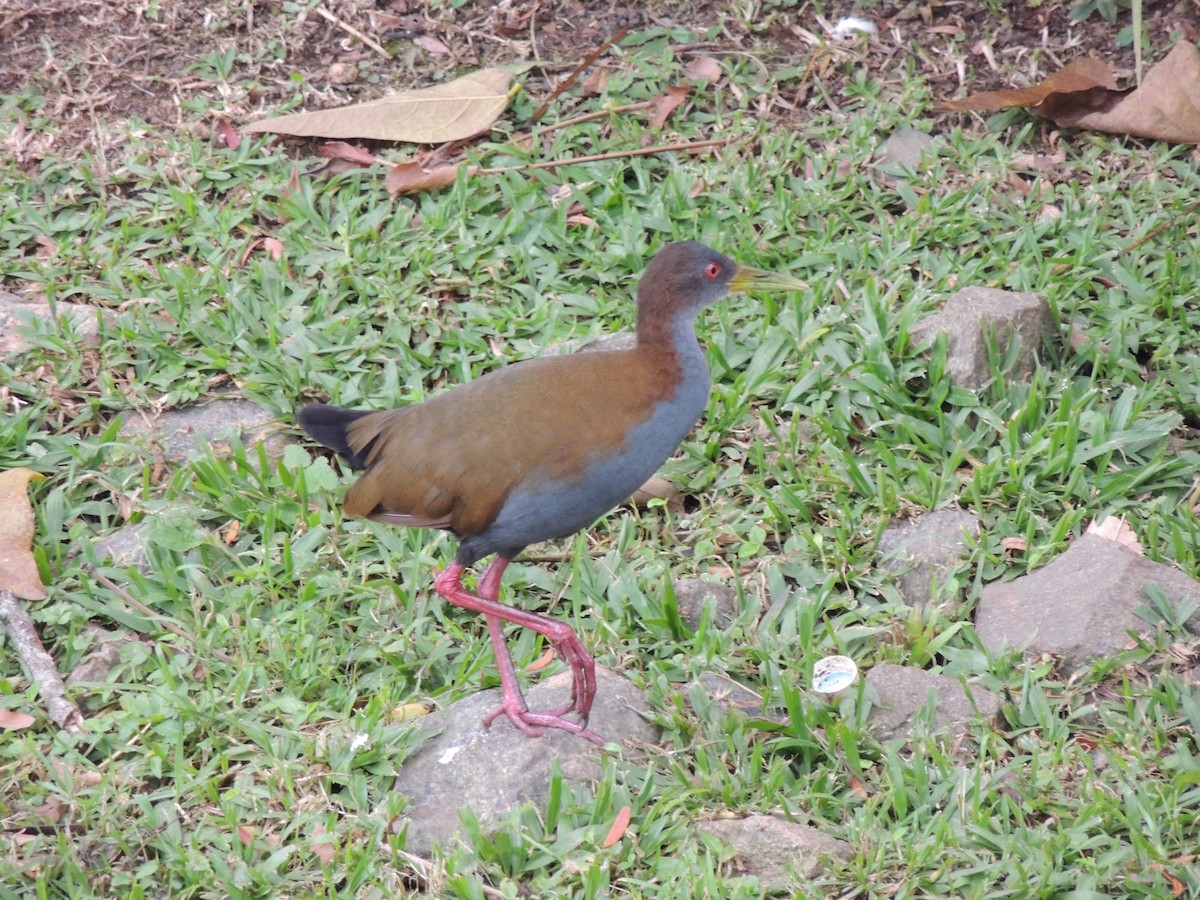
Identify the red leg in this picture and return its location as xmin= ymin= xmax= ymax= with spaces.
xmin=434 ymin=561 xmax=604 ymax=744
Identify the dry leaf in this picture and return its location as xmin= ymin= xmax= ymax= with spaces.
xmin=0 ymin=709 xmax=36 ymax=730
xmin=318 ymin=141 xmax=380 ymax=166
xmin=942 ymin=43 xmax=1200 ymax=144
xmin=527 ymin=648 xmax=556 ymax=672
xmin=1000 ymin=536 xmax=1028 ymax=552
xmin=1069 ymin=41 xmax=1200 ymax=143
xmin=414 ymin=35 xmax=451 ymax=55
xmin=601 ymin=805 xmax=632 ymax=849
xmin=0 ymin=468 xmax=46 ymax=600
xmin=311 ymin=822 xmax=336 ymax=865
xmin=385 ymin=161 xmax=472 ymax=196
xmin=582 ymin=69 xmax=608 ymax=95
xmin=215 ymin=119 xmax=240 ymax=150
xmin=1085 ymin=515 xmax=1144 ymax=555
xmin=940 ymin=57 xmax=1117 ymax=113
xmin=649 ymin=86 xmax=690 ymax=130
xmin=685 ymin=56 xmax=722 ymax=82
xmin=387 ymin=701 xmax=433 ymax=723
xmin=243 ymin=67 xmax=516 ymax=144
xmin=629 ymin=475 xmax=684 ymax=512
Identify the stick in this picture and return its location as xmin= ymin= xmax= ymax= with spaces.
xmin=479 ymin=136 xmax=734 ymax=175
xmin=91 ymin=570 xmax=235 ymax=664
xmin=529 ymin=26 xmax=630 ymax=125
xmin=315 ymin=4 xmax=393 ymax=60
xmin=0 ymin=588 xmax=85 ymax=733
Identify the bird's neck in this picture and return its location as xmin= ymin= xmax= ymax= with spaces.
xmin=637 ymin=307 xmax=710 ymax=409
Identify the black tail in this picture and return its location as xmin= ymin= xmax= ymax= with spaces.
xmin=298 ymin=404 xmax=373 ymax=469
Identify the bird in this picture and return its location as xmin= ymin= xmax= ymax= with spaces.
xmin=298 ymin=241 xmax=805 ymax=744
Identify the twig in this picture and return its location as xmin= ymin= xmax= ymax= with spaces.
xmin=91 ymin=570 xmax=235 ymax=664
xmin=386 ymin=846 xmax=509 ymax=900
xmin=535 ymin=100 xmax=655 ymax=137
xmin=315 ymin=4 xmax=393 ymax=61
xmin=529 ymin=26 xmax=630 ymax=125
xmin=479 ymin=136 xmax=735 ymax=175
xmin=1122 ymin=201 xmax=1200 ymax=254
xmin=0 ymin=588 xmax=85 ymax=732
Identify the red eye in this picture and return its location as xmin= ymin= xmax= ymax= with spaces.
xmin=705 ymin=262 xmax=721 ymax=279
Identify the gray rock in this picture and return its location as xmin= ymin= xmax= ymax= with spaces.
xmin=876 ymin=509 xmax=980 ymax=606
xmin=699 ymin=814 xmax=850 ymax=887
xmin=910 ymin=287 xmax=1056 ymax=389
xmin=875 ymin=127 xmax=936 ymax=176
xmin=119 ymin=395 xmax=287 ymax=462
xmin=976 ymin=533 xmax=1200 ymax=673
xmin=865 ymin=663 xmax=1002 ymax=742
xmin=390 ymin=666 xmax=657 ymax=855
xmin=0 ymin=289 xmax=108 ymax=356
xmin=675 ymin=577 xmax=738 ymax=630
xmin=91 ymin=522 xmax=153 ymax=571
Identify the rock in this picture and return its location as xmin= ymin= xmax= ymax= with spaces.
xmin=91 ymin=522 xmax=153 ymax=571
xmin=876 ymin=509 xmax=980 ymax=606
xmin=119 ymin=395 xmax=287 ymax=462
xmin=975 ymin=532 xmax=1200 ymax=673
xmin=875 ymin=126 xmax=936 ymax=176
xmin=910 ymin=287 xmax=1056 ymax=389
xmin=865 ymin=663 xmax=1002 ymax=742
xmin=0 ymin=289 xmax=108 ymax=356
xmin=699 ymin=814 xmax=850 ymax=887
xmin=674 ymin=577 xmax=738 ymax=630
xmin=390 ymin=667 xmax=657 ymax=855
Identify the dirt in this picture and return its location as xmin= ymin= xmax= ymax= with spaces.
xmin=3 ymin=0 xmax=1194 ymax=165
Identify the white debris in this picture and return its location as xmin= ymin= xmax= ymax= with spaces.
xmin=831 ymin=16 xmax=878 ymax=40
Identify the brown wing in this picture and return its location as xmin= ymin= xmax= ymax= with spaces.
xmin=341 ymin=349 xmax=674 ymax=536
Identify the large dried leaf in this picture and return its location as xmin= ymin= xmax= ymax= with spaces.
xmin=243 ymin=67 xmax=517 ymax=144
xmin=0 ymin=468 xmax=45 ymax=600
xmin=941 ymin=42 xmax=1200 ymax=144
xmin=940 ymin=57 xmax=1117 ymax=113
xmin=1068 ymin=41 xmax=1200 ymax=143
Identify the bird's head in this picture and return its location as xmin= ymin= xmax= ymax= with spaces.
xmin=636 ymin=241 xmax=806 ymax=323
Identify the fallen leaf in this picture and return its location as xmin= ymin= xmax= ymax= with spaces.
xmin=385 ymin=161 xmax=472 ymax=196
xmin=387 ymin=701 xmax=433 ymax=723
xmin=648 ymin=86 xmax=690 ymax=130
xmin=0 ymin=709 xmax=36 ymax=730
xmin=601 ymin=805 xmax=632 ymax=848
xmin=1085 ymin=515 xmax=1144 ymax=555
xmin=414 ymin=35 xmax=451 ymax=55
xmin=237 ymin=825 xmax=254 ymax=845
xmin=1068 ymin=41 xmax=1200 ymax=143
xmin=223 ymin=520 xmax=240 ymax=544
xmin=527 ymin=648 xmax=556 ymax=672
xmin=0 ymin=468 xmax=46 ymax=600
xmin=848 ymin=775 xmax=869 ymax=799
xmin=311 ymin=822 xmax=335 ymax=865
xmin=318 ymin=141 xmax=380 ymax=166
xmin=215 ymin=119 xmax=240 ymax=149
xmin=629 ymin=475 xmax=684 ymax=513
xmin=940 ymin=57 xmax=1117 ymax=113
xmin=243 ymin=67 xmax=517 ymax=144
xmin=942 ymin=43 xmax=1200 ymax=143
xmin=685 ymin=56 xmax=722 ymax=82
xmin=1000 ymin=536 xmax=1028 ymax=552
xmin=582 ymin=68 xmax=608 ymax=94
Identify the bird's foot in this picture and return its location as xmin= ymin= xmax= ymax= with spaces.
xmin=482 ymin=699 xmax=607 ymax=745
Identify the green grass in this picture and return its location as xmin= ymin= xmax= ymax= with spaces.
xmin=3 ymin=20 xmax=1200 ymax=899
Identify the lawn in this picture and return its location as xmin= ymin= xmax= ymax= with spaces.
xmin=2 ymin=2 xmax=1199 ymax=897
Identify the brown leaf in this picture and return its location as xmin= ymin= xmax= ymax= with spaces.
xmin=311 ymin=822 xmax=336 ymax=865
xmin=685 ymin=56 xmax=722 ymax=82
xmin=601 ymin=805 xmax=632 ymax=849
xmin=318 ymin=141 xmax=380 ymax=166
xmin=1085 ymin=516 xmax=1144 ymax=554
xmin=242 ymin=67 xmax=516 ymax=144
xmin=387 ymin=701 xmax=433 ymax=723
xmin=649 ymin=86 xmax=690 ymax=130
xmin=414 ymin=35 xmax=451 ymax=55
xmin=0 ymin=709 xmax=36 ymax=730
xmin=1000 ymin=536 xmax=1028 ymax=552
xmin=629 ymin=475 xmax=684 ymax=513
xmin=940 ymin=57 xmax=1117 ymax=113
xmin=581 ymin=69 xmax=608 ymax=95
xmin=527 ymin=648 xmax=556 ymax=672
xmin=1068 ymin=41 xmax=1200 ymax=143
xmin=0 ymin=468 xmax=46 ymax=599
xmin=215 ymin=119 xmax=240 ymax=150
xmin=384 ymin=161 xmax=472 ymax=196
